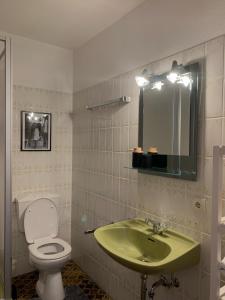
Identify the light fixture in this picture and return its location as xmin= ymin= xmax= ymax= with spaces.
xmin=178 ymin=74 xmax=192 ymax=88
xmin=152 ymin=81 xmax=164 ymax=90
xmin=135 ymin=76 xmax=150 ymax=87
xmin=135 ymin=68 xmax=152 ymax=87
xmin=166 ymin=60 xmax=186 ymax=84
xmin=27 ymin=112 xmax=34 ymax=120
xmin=135 ymin=61 xmax=191 ymax=90
xmin=167 ymin=60 xmax=179 ymax=83
xmin=167 ymin=72 xmax=178 ymax=84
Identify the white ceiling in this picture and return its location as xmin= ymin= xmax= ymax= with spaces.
xmin=0 ymin=0 xmax=145 ymax=49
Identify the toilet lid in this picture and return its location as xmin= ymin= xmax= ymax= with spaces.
xmin=24 ymin=198 xmax=58 ymax=244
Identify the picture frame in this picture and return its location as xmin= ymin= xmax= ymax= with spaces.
xmin=21 ymin=111 xmax=51 ymax=151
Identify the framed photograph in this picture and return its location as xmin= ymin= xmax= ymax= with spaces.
xmin=21 ymin=111 xmax=51 ymax=151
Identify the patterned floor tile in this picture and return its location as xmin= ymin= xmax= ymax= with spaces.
xmin=12 ymin=260 xmax=111 ymax=300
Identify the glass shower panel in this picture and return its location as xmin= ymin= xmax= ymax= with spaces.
xmin=0 ymin=39 xmax=6 ymax=298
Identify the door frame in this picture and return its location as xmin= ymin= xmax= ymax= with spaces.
xmin=0 ymin=33 xmax=12 ymax=299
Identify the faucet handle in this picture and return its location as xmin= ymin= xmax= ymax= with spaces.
xmin=158 ymin=222 xmax=168 ymax=233
xmin=145 ymin=218 xmax=168 ymax=234
xmin=145 ymin=218 xmax=160 ymax=226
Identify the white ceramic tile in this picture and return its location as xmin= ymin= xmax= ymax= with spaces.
xmin=12 ymin=85 xmax=73 ymax=275
xmin=112 ymin=127 xmax=121 ymax=152
xmin=205 ymin=117 xmax=222 ymax=157
xmin=121 ymin=126 xmax=129 ymax=152
xmin=71 ymin=36 xmax=225 ymax=300
xmin=206 ymin=36 xmax=224 ymax=81
xmin=205 ymin=78 xmax=223 ymax=118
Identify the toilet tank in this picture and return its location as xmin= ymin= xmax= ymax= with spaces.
xmin=15 ymin=193 xmax=60 ymax=232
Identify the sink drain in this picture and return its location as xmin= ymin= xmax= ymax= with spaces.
xmin=137 ymin=256 xmax=152 ymax=263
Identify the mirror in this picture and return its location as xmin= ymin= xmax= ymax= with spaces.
xmin=143 ymin=82 xmax=190 ymax=156
xmin=137 ymin=62 xmax=200 ymax=180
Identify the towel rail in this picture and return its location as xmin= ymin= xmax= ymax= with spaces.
xmin=85 ymin=96 xmax=131 ymax=111
xmin=210 ymin=145 xmax=225 ymax=300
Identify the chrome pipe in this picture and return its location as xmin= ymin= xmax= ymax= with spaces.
xmin=140 ymin=274 xmax=148 ymax=300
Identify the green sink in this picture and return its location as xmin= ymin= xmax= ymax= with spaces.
xmin=94 ymin=219 xmax=200 ymax=274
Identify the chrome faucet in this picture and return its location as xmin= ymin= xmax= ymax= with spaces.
xmin=145 ymin=218 xmax=168 ymax=235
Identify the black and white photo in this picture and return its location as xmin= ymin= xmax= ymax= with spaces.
xmin=21 ymin=111 xmax=51 ymax=151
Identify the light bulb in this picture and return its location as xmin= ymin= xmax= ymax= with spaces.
xmin=152 ymin=81 xmax=164 ymax=90
xmin=135 ymin=76 xmax=150 ymax=87
xmin=179 ymin=75 xmax=192 ymax=87
xmin=167 ymin=72 xmax=178 ymax=83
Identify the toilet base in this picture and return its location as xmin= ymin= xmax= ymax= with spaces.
xmin=36 ymin=270 xmax=65 ymax=300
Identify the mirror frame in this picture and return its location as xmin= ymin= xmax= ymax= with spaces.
xmin=138 ymin=62 xmax=200 ymax=181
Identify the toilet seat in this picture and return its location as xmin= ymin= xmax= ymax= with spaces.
xmin=29 ymin=238 xmax=71 ymax=260
xmin=24 ymin=198 xmax=59 ymax=244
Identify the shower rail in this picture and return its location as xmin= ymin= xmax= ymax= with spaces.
xmin=210 ymin=145 xmax=225 ymax=300
xmin=85 ymin=96 xmax=131 ymax=111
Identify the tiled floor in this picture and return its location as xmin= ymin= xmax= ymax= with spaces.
xmin=12 ymin=260 xmax=111 ymax=300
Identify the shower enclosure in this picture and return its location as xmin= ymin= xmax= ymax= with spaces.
xmin=0 ymin=36 xmax=12 ymax=299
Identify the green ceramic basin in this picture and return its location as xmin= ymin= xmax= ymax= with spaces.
xmin=94 ymin=219 xmax=200 ymax=274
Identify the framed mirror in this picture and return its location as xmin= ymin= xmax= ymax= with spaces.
xmin=136 ymin=62 xmax=200 ymax=180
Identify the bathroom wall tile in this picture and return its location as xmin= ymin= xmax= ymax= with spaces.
xmin=12 ymin=85 xmax=73 ymax=276
xmin=129 ymin=99 xmax=139 ymax=126
xmin=205 ymin=78 xmax=223 ymax=118
xmin=112 ymin=127 xmax=121 ymax=152
xmin=119 ymin=152 xmax=129 ymax=179
xmin=129 ymin=125 xmax=138 ymax=149
xmin=206 ymin=36 xmax=224 ymax=81
xmin=72 ymin=36 xmax=225 ymax=300
xmin=105 ymin=128 xmax=113 ymax=151
xmin=205 ymin=118 xmax=222 ymax=157
xmin=204 ymin=158 xmax=213 ymax=196
xmin=112 ymin=152 xmax=120 ymax=178
xmin=182 ymin=44 xmax=205 ymax=65
xmin=121 ymin=126 xmax=129 ymax=152
xmin=199 ymin=271 xmax=210 ymax=300
xmin=180 ymin=266 xmax=200 ymax=300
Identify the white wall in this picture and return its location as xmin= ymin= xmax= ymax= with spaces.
xmin=10 ymin=35 xmax=74 ymax=275
xmin=72 ymin=35 xmax=225 ymax=300
xmin=12 ymin=35 xmax=73 ymax=92
xmin=74 ymin=0 xmax=225 ymax=91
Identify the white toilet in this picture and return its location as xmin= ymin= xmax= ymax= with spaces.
xmin=16 ymin=194 xmax=72 ymax=300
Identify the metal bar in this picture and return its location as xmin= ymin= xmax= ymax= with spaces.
xmin=210 ymin=145 xmax=223 ymax=300
xmin=84 ymin=221 xmax=114 ymax=234
xmin=140 ymin=274 xmax=148 ymax=300
xmin=86 ymin=96 xmax=131 ymax=111
xmin=3 ymin=36 xmax=12 ymax=300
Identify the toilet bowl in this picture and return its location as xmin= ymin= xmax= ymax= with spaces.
xmin=16 ymin=194 xmax=72 ymax=300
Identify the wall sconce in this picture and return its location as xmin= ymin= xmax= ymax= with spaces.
xmin=135 ymin=60 xmax=192 ymax=89
xmin=135 ymin=69 xmax=152 ymax=87
xmin=151 ymin=81 xmax=164 ymax=90
xmin=135 ymin=76 xmax=150 ymax=87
